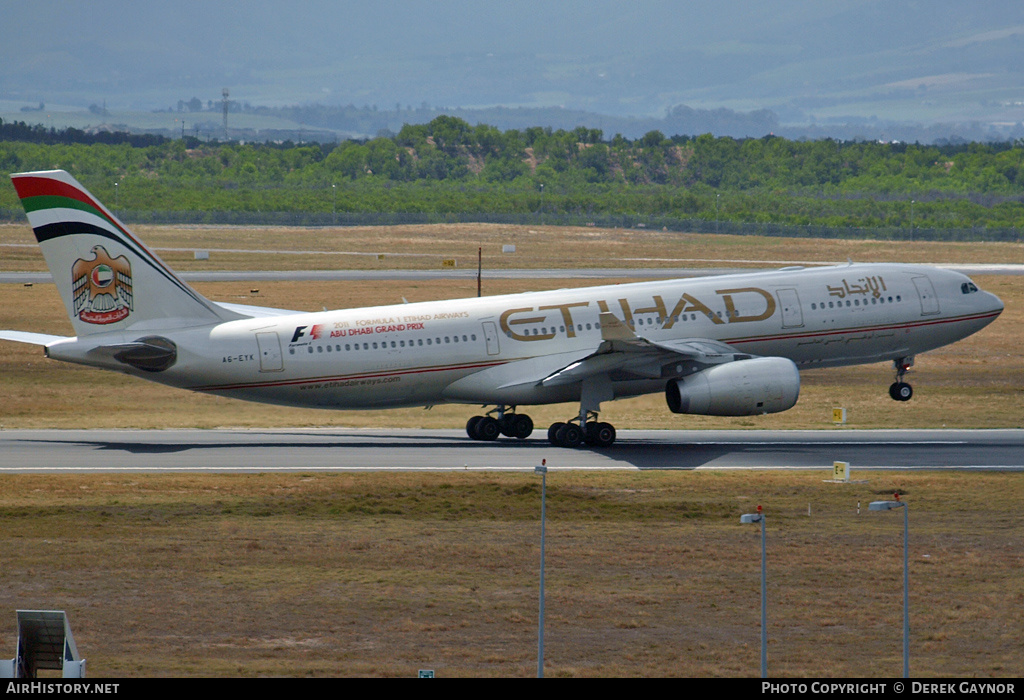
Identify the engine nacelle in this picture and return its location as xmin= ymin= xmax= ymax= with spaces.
xmin=665 ymin=357 xmax=800 ymax=416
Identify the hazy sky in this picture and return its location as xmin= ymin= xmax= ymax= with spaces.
xmin=3 ymin=1 xmax=1024 ymax=123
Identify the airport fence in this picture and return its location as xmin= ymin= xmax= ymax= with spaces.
xmin=0 ymin=207 xmax=1020 ymax=242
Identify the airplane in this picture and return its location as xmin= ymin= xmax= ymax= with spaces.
xmin=0 ymin=170 xmax=1005 ymax=448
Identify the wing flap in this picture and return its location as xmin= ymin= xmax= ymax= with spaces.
xmin=539 ymin=314 xmax=754 ymax=387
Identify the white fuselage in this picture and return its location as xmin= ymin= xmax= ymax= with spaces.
xmin=45 ymin=263 xmax=1003 ymax=410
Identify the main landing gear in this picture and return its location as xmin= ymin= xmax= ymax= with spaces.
xmin=547 ymin=412 xmax=616 ymax=448
xmin=888 ymin=357 xmax=914 ymax=402
xmin=466 ymin=407 xmax=534 ymax=441
xmin=464 ymin=406 xmax=617 ymax=448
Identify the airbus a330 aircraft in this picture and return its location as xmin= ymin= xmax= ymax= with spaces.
xmin=1 ymin=170 xmax=1004 ymax=447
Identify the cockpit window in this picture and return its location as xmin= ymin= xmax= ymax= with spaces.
xmin=961 ymin=282 xmax=979 ymax=294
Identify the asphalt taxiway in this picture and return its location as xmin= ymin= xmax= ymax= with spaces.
xmin=1 ymin=428 xmax=1021 ymax=473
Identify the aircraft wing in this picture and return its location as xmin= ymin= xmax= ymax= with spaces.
xmin=539 ymin=312 xmax=752 ymax=387
xmin=0 ymin=330 xmax=72 ymax=346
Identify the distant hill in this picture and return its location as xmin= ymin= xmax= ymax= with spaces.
xmin=3 ymin=1 xmax=1024 ymax=139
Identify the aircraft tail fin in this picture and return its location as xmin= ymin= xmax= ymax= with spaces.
xmin=10 ymin=170 xmax=244 ymax=336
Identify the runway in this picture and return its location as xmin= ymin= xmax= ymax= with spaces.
xmin=1 ymin=428 xmax=1021 ymax=473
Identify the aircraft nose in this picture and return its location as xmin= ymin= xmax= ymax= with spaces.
xmin=987 ymin=291 xmax=1004 ymax=315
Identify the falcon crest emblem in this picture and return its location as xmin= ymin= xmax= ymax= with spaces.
xmin=72 ymin=245 xmax=133 ymax=324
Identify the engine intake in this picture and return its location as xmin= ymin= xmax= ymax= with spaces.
xmin=666 ymin=357 xmax=800 ymax=416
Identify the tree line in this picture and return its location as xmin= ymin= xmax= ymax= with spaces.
xmin=2 ymin=116 xmax=1023 ymax=232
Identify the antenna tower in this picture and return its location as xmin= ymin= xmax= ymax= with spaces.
xmin=222 ymin=88 xmax=229 ymax=140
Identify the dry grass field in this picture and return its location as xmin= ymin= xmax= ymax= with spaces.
xmin=0 ymin=470 xmax=1021 ymax=677
xmin=3 ymin=221 xmax=1024 ymax=273
xmin=0 ymin=223 xmax=1021 ymax=677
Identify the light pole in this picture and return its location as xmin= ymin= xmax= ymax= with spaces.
xmin=716 ymin=193 xmax=720 ymax=234
xmin=114 ymin=181 xmax=119 ymax=210
xmin=535 ymin=459 xmax=547 ymax=678
xmin=870 ymin=494 xmax=909 ymax=678
xmin=741 ymin=504 xmax=767 ymax=678
xmin=332 ymin=183 xmax=337 ymax=225
xmin=910 ymin=200 xmax=915 ymax=241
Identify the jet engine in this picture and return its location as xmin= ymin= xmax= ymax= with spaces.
xmin=665 ymin=357 xmax=800 ymax=416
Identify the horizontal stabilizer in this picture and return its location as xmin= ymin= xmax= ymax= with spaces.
xmin=0 ymin=330 xmax=71 ymax=346
xmin=214 ymin=301 xmax=304 ymax=318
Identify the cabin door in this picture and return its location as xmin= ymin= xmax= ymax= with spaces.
xmin=482 ymin=321 xmax=500 ymax=355
xmin=256 ymin=332 xmax=284 ymax=372
xmin=912 ymin=276 xmax=940 ymax=315
xmin=776 ymin=288 xmax=804 ymax=328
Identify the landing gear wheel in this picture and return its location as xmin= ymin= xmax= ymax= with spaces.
xmin=548 ymin=422 xmax=566 ymax=445
xmin=585 ymin=422 xmax=616 ymax=448
xmin=499 ymin=415 xmax=515 ymax=438
xmin=474 ymin=415 xmax=501 ymax=440
xmin=466 ymin=415 xmax=483 ymax=439
xmin=555 ymin=423 xmax=583 ymax=448
xmin=509 ymin=414 xmax=534 ymax=439
xmin=889 ymin=382 xmax=913 ymax=402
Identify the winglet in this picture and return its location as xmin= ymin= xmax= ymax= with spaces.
xmin=599 ymin=312 xmax=636 ymax=341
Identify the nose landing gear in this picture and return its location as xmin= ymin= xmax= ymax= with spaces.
xmin=889 ymin=357 xmax=914 ymax=402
